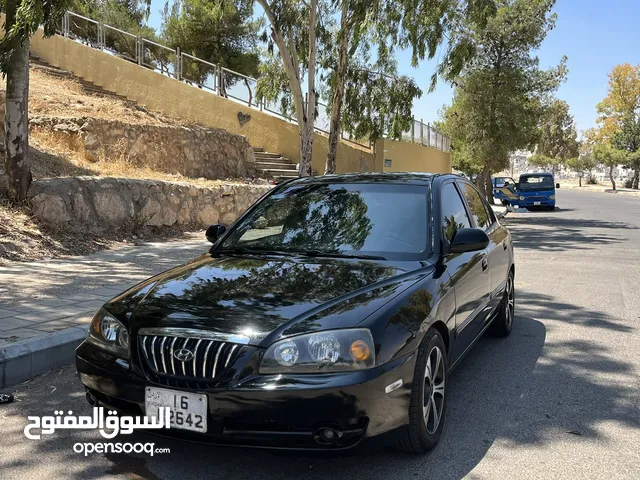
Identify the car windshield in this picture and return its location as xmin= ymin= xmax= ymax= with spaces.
xmin=519 ymin=175 xmax=555 ymax=191
xmin=218 ymin=183 xmax=429 ymax=259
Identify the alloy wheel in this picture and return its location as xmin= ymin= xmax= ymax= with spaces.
xmin=423 ymin=346 xmax=445 ymax=434
xmin=505 ymin=275 xmax=515 ymax=328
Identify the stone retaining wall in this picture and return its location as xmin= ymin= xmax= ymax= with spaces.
xmin=29 ymin=177 xmax=271 ymax=231
xmin=30 ymin=116 xmax=259 ymax=180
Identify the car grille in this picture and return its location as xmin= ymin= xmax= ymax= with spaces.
xmin=137 ymin=332 xmax=244 ymax=386
xmin=523 ymin=195 xmax=548 ymax=202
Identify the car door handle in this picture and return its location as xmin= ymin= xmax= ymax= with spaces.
xmin=481 ymin=256 xmax=488 ymax=271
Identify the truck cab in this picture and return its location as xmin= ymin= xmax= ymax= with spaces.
xmin=514 ymin=172 xmax=558 ymax=210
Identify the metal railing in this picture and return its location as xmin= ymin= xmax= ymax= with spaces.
xmin=57 ymin=11 xmax=450 ymax=153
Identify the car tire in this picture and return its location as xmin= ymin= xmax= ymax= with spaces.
xmin=489 ymin=270 xmax=515 ymax=337
xmin=397 ymin=327 xmax=448 ymax=454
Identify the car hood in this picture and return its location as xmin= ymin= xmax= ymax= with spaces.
xmin=106 ymin=253 xmax=432 ymax=346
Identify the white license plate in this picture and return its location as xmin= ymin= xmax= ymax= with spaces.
xmin=534 ymin=201 xmax=541 ymax=205
xmin=145 ymin=387 xmax=207 ymax=433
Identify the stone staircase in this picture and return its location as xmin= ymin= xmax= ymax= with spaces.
xmin=253 ymin=147 xmax=299 ymax=182
xmin=30 ymin=54 xmax=129 ymax=101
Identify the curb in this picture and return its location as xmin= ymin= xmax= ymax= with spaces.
xmin=604 ymin=189 xmax=640 ymax=197
xmin=0 ymin=326 xmax=88 ymax=389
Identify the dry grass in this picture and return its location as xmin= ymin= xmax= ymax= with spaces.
xmin=25 ymin=66 xmax=186 ymax=126
xmin=0 ymin=63 xmax=261 ymax=264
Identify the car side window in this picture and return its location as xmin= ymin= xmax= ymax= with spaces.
xmin=458 ymin=182 xmax=492 ymax=231
xmin=441 ymin=183 xmax=471 ymax=243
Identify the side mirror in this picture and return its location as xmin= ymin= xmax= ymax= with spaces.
xmin=206 ymin=224 xmax=226 ymax=244
xmin=515 ymin=182 xmax=520 ymax=190
xmin=448 ymin=228 xmax=490 ymax=254
xmin=555 ymin=183 xmax=560 ymax=188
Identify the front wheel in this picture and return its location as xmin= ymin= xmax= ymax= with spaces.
xmin=489 ymin=270 xmax=515 ymax=337
xmin=396 ymin=328 xmax=447 ymax=453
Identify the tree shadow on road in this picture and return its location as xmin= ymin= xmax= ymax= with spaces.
xmin=506 ymin=216 xmax=635 ymax=252
xmin=517 ymin=290 xmax=633 ymax=333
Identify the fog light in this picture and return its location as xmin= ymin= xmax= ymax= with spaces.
xmin=519 ymin=196 xmax=525 ymax=201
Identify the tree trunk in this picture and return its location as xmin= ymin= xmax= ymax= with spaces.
xmin=578 ymin=175 xmax=582 ymax=187
xmin=257 ymin=0 xmax=316 ymax=177
xmin=632 ymin=167 xmax=640 ymax=189
xmin=609 ymin=165 xmax=616 ymax=190
xmin=485 ymin=168 xmax=495 ymax=204
xmin=324 ymin=0 xmax=349 ymax=175
xmin=476 ymin=165 xmax=494 ymax=204
xmin=300 ymin=120 xmax=314 ymax=176
xmin=299 ymin=0 xmax=317 ymax=177
xmin=4 ymin=0 xmax=32 ymax=203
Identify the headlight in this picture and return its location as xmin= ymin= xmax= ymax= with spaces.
xmin=519 ymin=196 xmax=525 ymax=200
xmin=86 ymin=308 xmax=130 ymax=359
xmin=260 ymin=329 xmax=375 ymax=374
xmin=549 ymin=194 xmax=556 ymax=200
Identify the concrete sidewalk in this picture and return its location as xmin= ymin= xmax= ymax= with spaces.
xmin=0 ymin=237 xmax=209 ymax=387
xmin=491 ymin=204 xmax=508 ymax=219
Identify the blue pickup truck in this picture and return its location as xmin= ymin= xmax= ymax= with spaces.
xmin=513 ymin=172 xmax=559 ymax=210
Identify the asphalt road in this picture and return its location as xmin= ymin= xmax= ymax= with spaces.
xmin=1 ymin=189 xmax=639 ymax=479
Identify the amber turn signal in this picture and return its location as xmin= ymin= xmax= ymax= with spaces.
xmin=350 ymin=339 xmax=371 ymax=362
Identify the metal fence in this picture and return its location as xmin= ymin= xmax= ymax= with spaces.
xmin=57 ymin=11 xmax=449 ymax=153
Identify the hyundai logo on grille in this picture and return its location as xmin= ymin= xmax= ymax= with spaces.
xmin=174 ymin=348 xmax=194 ymax=362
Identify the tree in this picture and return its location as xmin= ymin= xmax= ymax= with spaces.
xmin=534 ymin=99 xmax=579 ymax=175
xmin=1 ymin=0 xmax=72 ymax=202
xmin=566 ymin=151 xmax=596 ymax=187
xmin=322 ymin=0 xmax=497 ymax=174
xmin=255 ymin=0 xmax=319 ymax=177
xmin=439 ymin=0 xmax=565 ymax=203
xmin=594 ymin=64 xmax=640 ymax=189
xmin=68 ymin=1 xmax=156 ymax=59
xmin=527 ymin=153 xmax=556 ymax=171
xmin=161 ymin=0 xmax=260 ymax=87
xmin=593 ymin=143 xmax=627 ymax=191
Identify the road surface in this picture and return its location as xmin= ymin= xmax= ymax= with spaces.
xmin=1 ymin=189 xmax=639 ymax=479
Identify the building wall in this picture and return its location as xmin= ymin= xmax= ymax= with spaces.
xmin=374 ymin=138 xmax=452 ymax=174
xmin=29 ymin=28 xmax=449 ymax=176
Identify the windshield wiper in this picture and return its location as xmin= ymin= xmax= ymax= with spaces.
xmin=289 ymin=250 xmax=387 ymax=261
xmin=217 ymin=247 xmax=295 ymax=257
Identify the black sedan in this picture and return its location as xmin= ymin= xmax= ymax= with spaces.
xmin=76 ymin=173 xmax=515 ymax=453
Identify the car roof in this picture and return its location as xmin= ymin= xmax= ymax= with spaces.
xmin=286 ymin=172 xmax=446 ymax=186
xmin=520 ymin=171 xmax=553 ymax=177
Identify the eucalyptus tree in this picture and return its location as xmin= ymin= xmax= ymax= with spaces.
xmin=0 ymin=0 xmax=72 ymax=202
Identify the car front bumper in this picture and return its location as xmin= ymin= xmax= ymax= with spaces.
xmin=514 ymin=198 xmax=555 ymax=208
xmin=75 ymin=341 xmax=416 ymax=450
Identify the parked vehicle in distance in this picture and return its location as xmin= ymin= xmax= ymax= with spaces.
xmin=492 ymin=176 xmax=518 ymax=206
xmin=514 ymin=172 xmax=559 ymax=210
xmin=75 ymin=173 xmax=515 ymax=453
